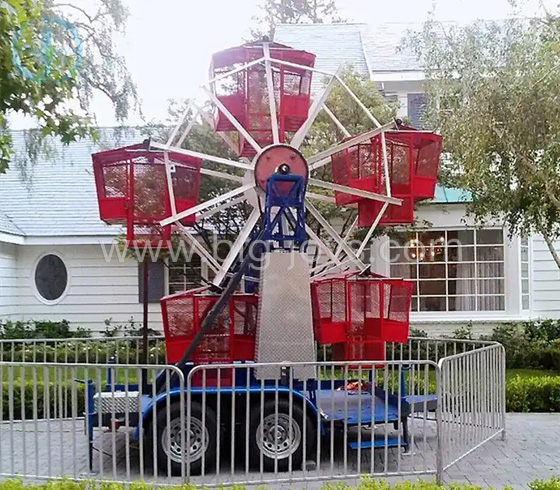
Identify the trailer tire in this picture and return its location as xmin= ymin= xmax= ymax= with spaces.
xmin=249 ymin=398 xmax=314 ymax=472
xmin=152 ymin=400 xmax=217 ymax=476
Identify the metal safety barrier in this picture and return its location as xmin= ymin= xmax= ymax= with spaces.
xmin=0 ymin=336 xmax=165 ymax=365
xmin=0 ymin=338 xmax=506 ymax=487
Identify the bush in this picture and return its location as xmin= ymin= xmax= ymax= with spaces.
xmin=506 ymin=375 xmax=560 ymax=412
xmin=0 ymin=477 xmax=559 ymax=490
xmin=0 ymin=320 xmax=90 ymax=340
xmin=0 ymin=380 xmax=86 ymax=420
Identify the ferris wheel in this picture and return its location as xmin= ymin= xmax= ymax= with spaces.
xmin=92 ymin=39 xmax=442 ymax=371
xmin=122 ymin=40 xmax=441 ymax=287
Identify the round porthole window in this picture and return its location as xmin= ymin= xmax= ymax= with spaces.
xmin=34 ymin=254 xmax=69 ymax=303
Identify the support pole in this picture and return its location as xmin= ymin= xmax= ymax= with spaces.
xmin=141 ymin=257 xmax=149 ymax=392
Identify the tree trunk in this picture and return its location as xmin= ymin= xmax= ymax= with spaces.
xmin=542 ymin=232 xmax=560 ymax=269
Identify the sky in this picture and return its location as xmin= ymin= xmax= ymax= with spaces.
xmin=10 ymin=0 xmax=557 ymax=129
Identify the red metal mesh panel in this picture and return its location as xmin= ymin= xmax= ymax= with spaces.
xmin=384 ymin=280 xmax=413 ymax=323
xmin=311 ymin=278 xmax=348 ymax=344
xmin=132 ymin=161 xmax=168 ymax=220
xmin=161 ymin=291 xmax=196 ymax=339
xmin=231 ymin=294 xmax=258 ymax=360
xmin=194 ymin=297 xmax=232 ymax=363
xmin=357 ymin=196 xmax=414 ymax=228
xmin=413 ymin=133 xmax=443 ymax=199
xmin=331 ymin=139 xmax=383 ymax=206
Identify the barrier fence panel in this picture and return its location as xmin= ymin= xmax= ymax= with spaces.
xmin=0 ymin=337 xmax=165 ymax=365
xmin=0 ymin=338 xmax=505 ymax=487
xmin=437 ymin=343 xmax=506 ymax=470
xmin=0 ymin=362 xmax=185 ymax=485
xmin=184 ymin=360 xmax=439 ymax=487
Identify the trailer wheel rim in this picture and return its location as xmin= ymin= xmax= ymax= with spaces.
xmin=257 ymin=413 xmax=302 ymax=460
xmin=162 ymin=417 xmax=208 ymax=463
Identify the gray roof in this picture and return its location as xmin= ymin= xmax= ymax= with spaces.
xmin=0 ymin=210 xmax=23 ymax=236
xmin=274 ymin=22 xmax=423 ymax=82
xmin=0 ymin=129 xmax=140 ymax=238
xmin=274 ymin=23 xmax=370 ymax=92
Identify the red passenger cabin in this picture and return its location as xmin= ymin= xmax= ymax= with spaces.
xmin=211 ymin=41 xmax=316 ymax=157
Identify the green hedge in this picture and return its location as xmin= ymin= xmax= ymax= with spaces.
xmin=506 ymin=374 xmax=560 ymax=412
xmin=1 ymin=381 xmax=86 ymax=420
xmin=3 ymin=372 xmax=560 ymax=420
xmin=0 ymin=477 xmax=559 ymax=490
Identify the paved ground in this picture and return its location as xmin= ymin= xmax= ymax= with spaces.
xmin=1 ymin=414 xmax=559 ymax=488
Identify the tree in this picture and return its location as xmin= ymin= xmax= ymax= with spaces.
xmin=1 ymin=0 xmax=138 ymax=174
xmin=407 ymin=13 xmax=560 ymax=267
xmin=252 ymin=0 xmax=344 ymax=38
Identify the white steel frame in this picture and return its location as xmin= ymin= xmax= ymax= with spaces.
xmin=157 ymin=42 xmax=422 ymax=285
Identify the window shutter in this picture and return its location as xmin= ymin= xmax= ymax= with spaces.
xmin=138 ymin=260 xmax=166 ymax=303
xmin=407 ymin=93 xmax=427 ymax=128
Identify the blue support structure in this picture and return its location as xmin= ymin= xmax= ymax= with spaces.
xmin=262 ymin=174 xmax=306 ymax=248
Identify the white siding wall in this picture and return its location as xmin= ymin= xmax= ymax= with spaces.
xmin=12 ymin=244 xmax=162 ymax=333
xmin=0 ymin=242 xmax=18 ymax=319
xmin=531 ymin=236 xmax=560 ymax=318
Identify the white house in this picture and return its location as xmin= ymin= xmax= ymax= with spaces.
xmin=1 ymin=22 xmax=559 ymax=336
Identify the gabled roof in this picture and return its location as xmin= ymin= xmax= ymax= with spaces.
xmin=0 ymin=129 xmax=140 ymax=239
xmin=0 ymin=209 xmax=23 ymax=236
xmin=274 ymin=22 xmax=423 ymax=85
xmin=274 ymin=23 xmax=370 ymax=92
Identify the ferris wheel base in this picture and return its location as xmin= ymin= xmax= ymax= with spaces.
xmin=255 ymin=251 xmax=317 ymax=381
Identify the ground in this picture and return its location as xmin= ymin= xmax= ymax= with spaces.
xmin=1 ymin=413 xmax=559 ymax=488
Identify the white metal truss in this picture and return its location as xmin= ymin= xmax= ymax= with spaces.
xmin=156 ymin=43 xmax=416 ymax=284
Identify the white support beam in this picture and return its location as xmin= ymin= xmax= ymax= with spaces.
xmin=207 ymin=57 xmax=265 ymax=85
xmin=176 ymin=106 xmax=200 ymax=148
xmin=306 ymin=192 xmax=336 ymax=204
xmin=213 ymin=208 xmax=260 ymax=285
xmin=269 ymin=58 xmax=344 ymax=80
xmin=380 ymin=131 xmax=392 ymax=197
xmin=305 ymin=224 xmax=342 ymax=267
xmin=150 ymin=141 xmax=252 ymax=171
xmin=291 ymin=65 xmax=344 ymax=150
xmin=200 ymin=168 xmax=244 ymax=183
xmin=305 ymin=198 xmax=366 ymax=270
xmin=166 ymin=99 xmax=194 ymax=147
xmin=356 ymin=201 xmax=389 ymax=257
xmin=202 ymin=86 xmax=262 ymax=154
xmin=263 ymin=44 xmax=280 ymax=145
xmin=197 ymin=195 xmax=246 ymax=220
xmin=335 ymin=74 xmax=382 ymax=128
xmin=322 ymin=104 xmax=351 ymax=138
xmin=307 ymin=121 xmax=395 ymax=167
xmin=195 ymin=103 xmax=251 ymax=164
xmin=176 ymin=223 xmax=221 ymax=273
xmin=308 ymin=178 xmax=402 ymax=205
xmin=311 ymin=258 xmax=355 ymax=277
xmin=163 ymin=151 xmax=178 ymax=215
xmin=161 ymin=183 xmax=255 ymax=226
xmin=334 ymin=216 xmax=358 ymax=260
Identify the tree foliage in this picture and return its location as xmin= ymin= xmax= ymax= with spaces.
xmin=0 ymin=0 xmax=138 ymax=174
xmin=407 ymin=12 xmax=560 ymax=266
xmin=252 ymin=0 xmax=344 ymax=38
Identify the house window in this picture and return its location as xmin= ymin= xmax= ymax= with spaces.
xmin=138 ymin=260 xmax=166 ymax=303
xmin=407 ymin=93 xmax=426 ymax=128
xmin=390 ymin=229 xmax=505 ymax=312
xmin=34 ymin=253 xmax=69 ymax=304
xmin=520 ymin=236 xmax=530 ymax=310
xmin=168 ymin=255 xmax=207 ymax=294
